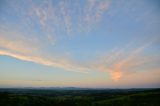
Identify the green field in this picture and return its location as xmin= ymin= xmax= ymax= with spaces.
xmin=0 ymin=88 xmax=159 ymax=106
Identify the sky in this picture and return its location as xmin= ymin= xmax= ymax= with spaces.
xmin=0 ymin=0 xmax=160 ymax=88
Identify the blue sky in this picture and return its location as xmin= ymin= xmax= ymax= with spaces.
xmin=0 ymin=0 xmax=160 ymax=88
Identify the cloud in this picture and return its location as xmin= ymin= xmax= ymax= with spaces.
xmin=0 ymin=28 xmax=39 ymax=54
xmin=82 ymin=0 xmax=109 ymax=30
xmin=95 ymin=1 xmax=109 ymax=22
xmin=110 ymin=71 xmax=123 ymax=81
xmin=84 ymin=40 xmax=160 ymax=81
xmin=0 ymin=50 xmax=90 ymax=73
xmin=59 ymin=1 xmax=72 ymax=34
xmin=34 ymin=8 xmax=47 ymax=27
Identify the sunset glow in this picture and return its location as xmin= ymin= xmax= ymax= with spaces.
xmin=0 ymin=0 xmax=160 ymax=88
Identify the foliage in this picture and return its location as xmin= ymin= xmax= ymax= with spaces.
xmin=0 ymin=89 xmax=159 ymax=106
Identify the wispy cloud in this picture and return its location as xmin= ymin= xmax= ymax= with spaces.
xmin=82 ymin=0 xmax=109 ymax=31
xmin=0 ymin=50 xmax=90 ymax=73
xmin=0 ymin=28 xmax=39 ymax=54
xmin=59 ymin=0 xmax=72 ymax=34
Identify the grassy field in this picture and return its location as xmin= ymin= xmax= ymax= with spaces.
xmin=0 ymin=88 xmax=159 ymax=106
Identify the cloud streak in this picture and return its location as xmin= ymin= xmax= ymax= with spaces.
xmin=0 ymin=50 xmax=90 ymax=73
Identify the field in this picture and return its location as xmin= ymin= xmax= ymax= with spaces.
xmin=0 ymin=88 xmax=160 ymax=106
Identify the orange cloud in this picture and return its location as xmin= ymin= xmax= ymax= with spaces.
xmin=89 ymin=43 xmax=159 ymax=81
xmin=110 ymin=71 xmax=123 ymax=81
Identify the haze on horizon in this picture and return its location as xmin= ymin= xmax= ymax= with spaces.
xmin=0 ymin=0 xmax=160 ymax=88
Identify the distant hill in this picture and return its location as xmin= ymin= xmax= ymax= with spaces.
xmin=0 ymin=88 xmax=160 ymax=106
